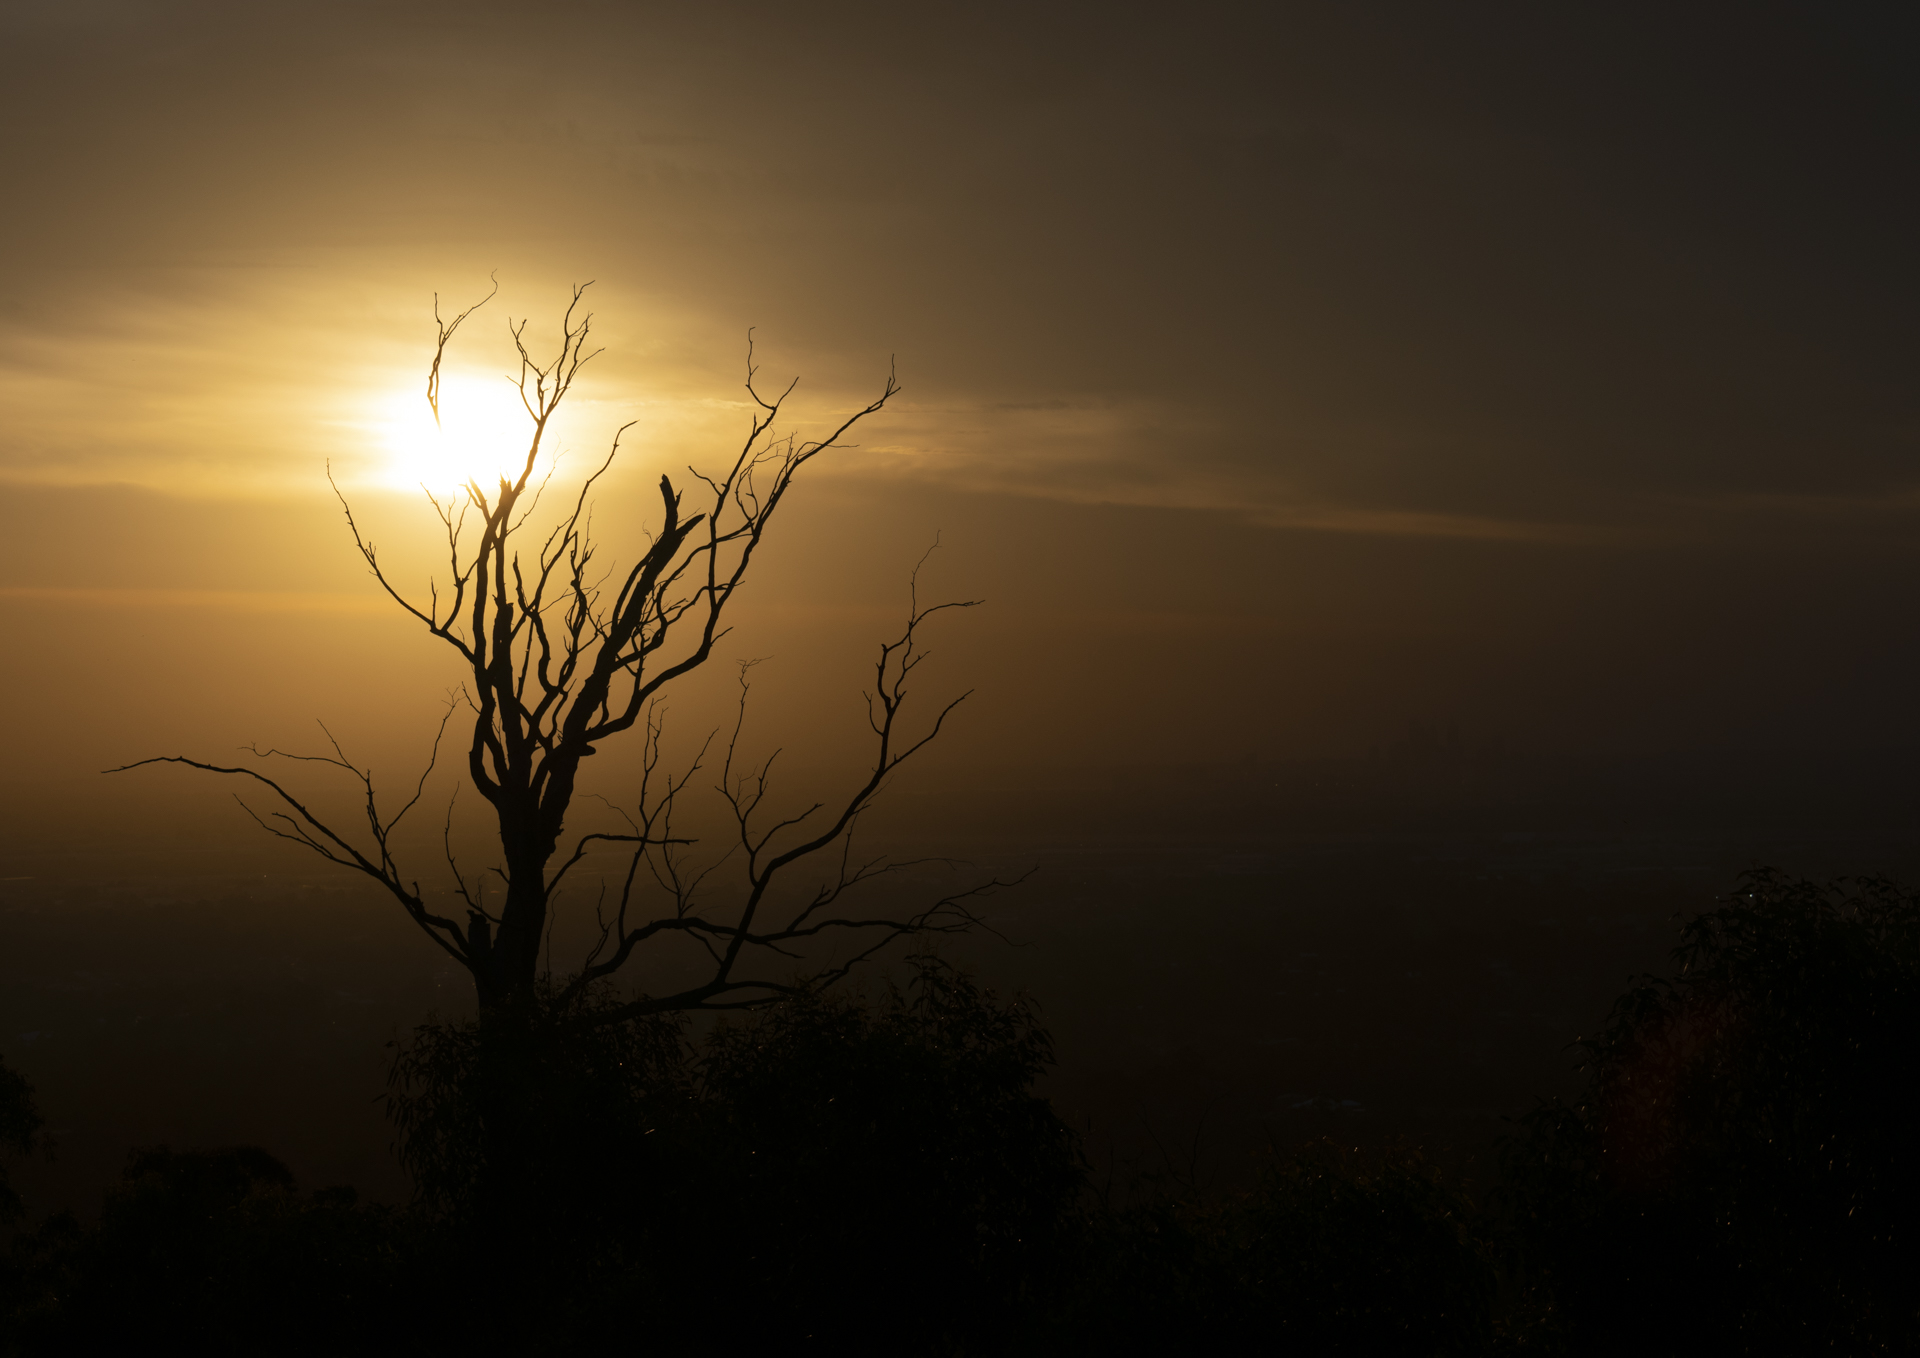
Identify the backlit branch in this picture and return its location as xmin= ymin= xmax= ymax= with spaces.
xmin=105 ymin=707 xmax=470 ymax=968
xmin=111 ymin=286 xmax=975 ymax=1023
xmin=554 ymin=583 xmax=1005 ymax=1023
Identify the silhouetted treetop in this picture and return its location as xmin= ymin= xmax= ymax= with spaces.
xmin=112 ymin=286 xmax=999 ymax=1032
xmin=1504 ymin=869 xmax=1920 ymax=1353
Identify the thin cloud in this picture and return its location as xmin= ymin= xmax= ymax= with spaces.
xmin=0 ymin=585 xmax=387 ymax=614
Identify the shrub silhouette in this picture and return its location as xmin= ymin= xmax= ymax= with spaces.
xmin=384 ymin=955 xmax=1081 ymax=1351
xmin=0 ymin=1146 xmax=408 ymax=1356
xmin=683 ymin=962 xmax=1082 ymax=1347
xmin=1502 ymin=869 xmax=1920 ymax=1354
xmin=0 ymin=1057 xmax=40 ymax=1227
xmin=1051 ymin=1140 xmax=1492 ymax=1356
xmin=386 ymin=986 xmax=693 ymax=1234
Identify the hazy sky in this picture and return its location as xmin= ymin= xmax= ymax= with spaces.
xmin=4 ymin=1 xmax=1919 ymax=843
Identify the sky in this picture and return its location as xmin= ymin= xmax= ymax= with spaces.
xmin=3 ymin=0 xmax=1920 ymax=846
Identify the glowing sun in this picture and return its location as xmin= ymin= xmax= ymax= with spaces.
xmin=374 ymin=371 xmax=540 ymax=491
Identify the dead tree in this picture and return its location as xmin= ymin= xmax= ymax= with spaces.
xmin=112 ymin=285 xmax=996 ymax=1029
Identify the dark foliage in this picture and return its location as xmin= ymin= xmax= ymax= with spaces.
xmin=0 ymin=1146 xmax=411 ymax=1357
xmin=683 ymin=963 xmax=1083 ymax=1348
xmin=1501 ymin=869 xmax=1920 ymax=1353
xmin=0 ymin=1059 xmax=40 ymax=1227
xmin=1048 ymin=1140 xmax=1493 ymax=1356
xmin=385 ymin=954 xmax=1082 ymax=1351
xmin=386 ymin=985 xmax=693 ymax=1232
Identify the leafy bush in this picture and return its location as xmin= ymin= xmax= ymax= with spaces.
xmin=0 ymin=1147 xmax=409 ymax=1357
xmin=1502 ymin=870 xmax=1920 ymax=1353
xmin=384 ymin=955 xmax=1082 ymax=1350
xmin=1050 ymin=1140 xmax=1493 ymax=1355
xmin=385 ymin=986 xmax=692 ymax=1233
xmin=682 ymin=960 xmax=1083 ymax=1347
xmin=0 ymin=1057 xmax=39 ymax=1227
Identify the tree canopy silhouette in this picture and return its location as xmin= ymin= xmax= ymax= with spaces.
xmin=0 ymin=1055 xmax=40 ymax=1227
xmin=380 ymin=954 xmax=1081 ymax=1351
xmin=1502 ymin=869 xmax=1920 ymax=1353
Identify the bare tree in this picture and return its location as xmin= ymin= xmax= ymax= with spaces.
xmin=112 ymin=284 xmax=995 ymax=1031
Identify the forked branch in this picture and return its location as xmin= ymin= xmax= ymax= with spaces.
xmin=110 ymin=287 xmax=980 ymax=1022
xmin=553 ymin=580 xmax=1005 ymax=1023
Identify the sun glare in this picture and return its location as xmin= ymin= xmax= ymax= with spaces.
xmin=376 ymin=372 xmax=540 ymax=491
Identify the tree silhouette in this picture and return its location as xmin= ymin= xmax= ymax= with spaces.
xmin=1501 ymin=869 xmax=1920 ymax=1353
xmin=112 ymin=285 xmax=996 ymax=1033
xmin=0 ymin=1055 xmax=40 ymax=1226
xmin=380 ymin=955 xmax=1081 ymax=1351
xmin=1054 ymin=1140 xmax=1492 ymax=1356
xmin=1 ymin=1146 xmax=411 ymax=1356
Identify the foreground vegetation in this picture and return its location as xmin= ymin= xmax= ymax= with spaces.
xmin=0 ymin=869 xmax=1915 ymax=1354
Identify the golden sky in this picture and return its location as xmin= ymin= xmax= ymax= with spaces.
xmin=3 ymin=1 xmax=1919 ymax=844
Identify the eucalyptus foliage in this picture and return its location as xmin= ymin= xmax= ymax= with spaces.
xmin=1503 ymin=870 xmax=1920 ymax=1352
